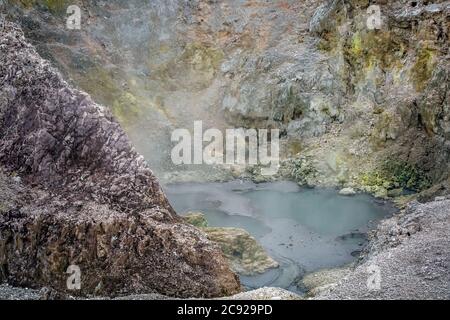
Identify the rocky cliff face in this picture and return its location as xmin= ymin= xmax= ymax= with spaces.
xmin=2 ymin=0 xmax=448 ymax=199
xmin=0 ymin=20 xmax=240 ymax=298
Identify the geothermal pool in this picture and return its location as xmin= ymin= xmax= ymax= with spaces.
xmin=164 ymin=181 xmax=396 ymax=293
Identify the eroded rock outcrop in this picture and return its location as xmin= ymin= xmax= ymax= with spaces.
xmin=0 ymin=20 xmax=240 ymax=298
xmin=204 ymin=227 xmax=280 ymax=276
xmin=184 ymin=212 xmax=279 ymax=276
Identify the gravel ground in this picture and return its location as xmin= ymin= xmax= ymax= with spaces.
xmin=0 ymin=284 xmax=301 ymax=300
xmin=224 ymin=287 xmax=301 ymax=300
xmin=0 ymin=284 xmax=41 ymax=300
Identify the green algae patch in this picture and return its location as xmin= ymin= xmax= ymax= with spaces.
xmin=359 ymin=160 xmax=432 ymax=194
xmin=184 ymin=212 xmax=209 ymax=228
xmin=360 ymin=171 xmax=391 ymax=189
xmin=383 ymin=160 xmax=432 ymax=192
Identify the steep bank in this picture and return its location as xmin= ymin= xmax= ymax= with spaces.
xmin=0 ymin=20 xmax=240 ymax=298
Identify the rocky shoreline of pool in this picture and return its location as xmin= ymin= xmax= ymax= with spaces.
xmin=2 ymin=196 xmax=448 ymax=300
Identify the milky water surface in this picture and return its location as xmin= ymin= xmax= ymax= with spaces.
xmin=164 ymin=181 xmax=396 ymax=293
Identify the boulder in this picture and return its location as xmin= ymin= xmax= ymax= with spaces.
xmin=184 ymin=212 xmax=209 ymax=228
xmin=204 ymin=227 xmax=279 ymax=276
xmin=184 ymin=212 xmax=279 ymax=276
xmin=339 ymin=187 xmax=357 ymax=196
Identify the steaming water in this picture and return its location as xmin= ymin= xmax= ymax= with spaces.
xmin=164 ymin=181 xmax=396 ymax=293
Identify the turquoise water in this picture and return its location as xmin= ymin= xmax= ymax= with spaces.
xmin=165 ymin=181 xmax=396 ymax=293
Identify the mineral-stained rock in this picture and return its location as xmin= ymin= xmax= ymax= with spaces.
xmin=183 ymin=212 xmax=279 ymax=276
xmin=0 ymin=21 xmax=240 ymax=298
xmin=183 ymin=212 xmax=209 ymax=228
xmin=204 ymin=227 xmax=279 ymax=276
